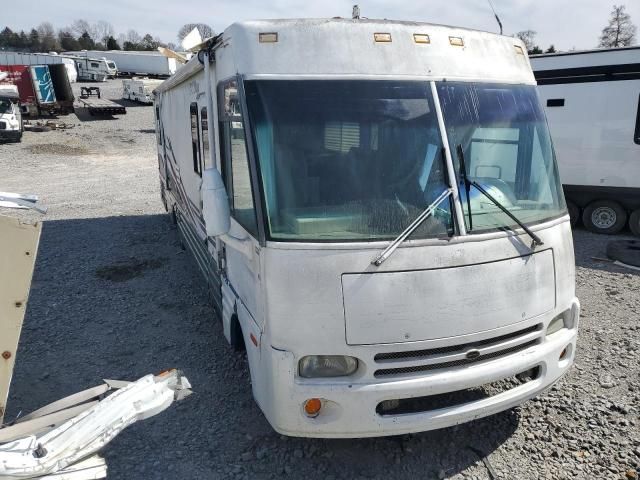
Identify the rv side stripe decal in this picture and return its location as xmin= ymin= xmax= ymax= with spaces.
xmin=534 ymin=63 xmax=640 ymax=85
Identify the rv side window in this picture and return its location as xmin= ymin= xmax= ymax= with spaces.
xmin=155 ymin=106 xmax=162 ymax=146
xmin=190 ymin=103 xmax=202 ymax=176
xmin=635 ymin=94 xmax=640 ymax=146
xmin=91 ymin=62 xmax=99 ymax=68
xmin=201 ymin=107 xmax=210 ymax=166
xmin=219 ymin=80 xmax=258 ymax=237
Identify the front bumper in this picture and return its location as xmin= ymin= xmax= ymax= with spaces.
xmin=259 ymin=303 xmax=579 ymax=438
xmin=0 ymin=130 xmax=21 ymax=141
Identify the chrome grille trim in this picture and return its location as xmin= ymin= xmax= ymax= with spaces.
xmin=374 ymin=323 xmax=542 ymax=363
xmin=374 ymin=339 xmax=540 ymax=378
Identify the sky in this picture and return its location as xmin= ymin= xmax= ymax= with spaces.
xmin=3 ymin=0 xmax=639 ymax=51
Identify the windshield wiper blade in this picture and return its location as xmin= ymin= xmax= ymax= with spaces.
xmin=371 ymin=188 xmax=453 ymax=266
xmin=456 ymin=145 xmax=544 ymax=247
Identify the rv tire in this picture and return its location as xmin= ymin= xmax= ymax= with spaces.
xmin=567 ymin=200 xmax=580 ymax=227
xmin=582 ymin=200 xmax=627 ymax=234
xmin=629 ymin=210 xmax=640 ymax=237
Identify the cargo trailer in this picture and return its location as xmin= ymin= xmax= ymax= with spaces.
xmin=0 ymin=52 xmax=77 ymax=83
xmin=531 ymin=47 xmax=640 ymax=235
xmin=155 ymin=18 xmax=579 ymax=438
xmin=0 ymin=64 xmax=58 ymax=116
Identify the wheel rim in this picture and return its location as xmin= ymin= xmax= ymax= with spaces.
xmin=591 ymin=207 xmax=617 ymax=229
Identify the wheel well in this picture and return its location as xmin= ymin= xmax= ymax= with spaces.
xmin=230 ymin=313 xmax=246 ymax=352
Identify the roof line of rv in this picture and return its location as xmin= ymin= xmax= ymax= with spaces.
xmin=531 ymin=45 xmax=640 ymax=59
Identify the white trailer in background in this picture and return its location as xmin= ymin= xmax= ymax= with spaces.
xmin=122 ymin=77 xmax=164 ymax=104
xmin=67 ymin=56 xmax=116 ymax=82
xmin=0 ymin=51 xmax=77 ymax=83
xmin=531 ymin=47 xmax=640 ymax=235
xmin=155 ymin=18 xmax=579 ymax=438
xmin=69 ymin=50 xmax=178 ymax=77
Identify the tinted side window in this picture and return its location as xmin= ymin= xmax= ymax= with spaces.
xmin=635 ymin=94 xmax=640 ymax=146
xmin=201 ymin=107 xmax=210 ymax=166
xmin=190 ymin=102 xmax=202 ymax=176
xmin=219 ymin=80 xmax=258 ymax=237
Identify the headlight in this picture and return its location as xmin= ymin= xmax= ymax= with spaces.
xmin=298 ymin=355 xmax=359 ymax=378
xmin=546 ymin=310 xmax=570 ymax=336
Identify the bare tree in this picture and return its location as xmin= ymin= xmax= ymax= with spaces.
xmin=598 ymin=5 xmax=637 ymax=47
xmin=177 ymin=23 xmax=214 ymax=43
xmin=93 ymin=20 xmax=115 ymax=45
xmin=515 ymin=30 xmax=538 ymax=52
xmin=37 ymin=22 xmax=58 ymax=51
xmin=70 ymin=19 xmax=94 ymax=39
xmin=126 ymin=29 xmax=142 ymax=44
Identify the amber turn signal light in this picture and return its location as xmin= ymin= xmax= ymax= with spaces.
xmin=304 ymin=398 xmax=322 ymax=417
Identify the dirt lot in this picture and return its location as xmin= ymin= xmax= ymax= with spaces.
xmin=1 ymin=79 xmax=639 ymax=479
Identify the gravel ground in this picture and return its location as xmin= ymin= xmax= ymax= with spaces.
xmin=0 ymin=79 xmax=638 ymax=480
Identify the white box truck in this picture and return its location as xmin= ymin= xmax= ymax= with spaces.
xmin=154 ymin=18 xmax=579 ymax=438
xmin=531 ymin=47 xmax=640 ymax=235
xmin=122 ymin=77 xmax=164 ymax=104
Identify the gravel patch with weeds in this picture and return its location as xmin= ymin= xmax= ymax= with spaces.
xmin=0 ymin=79 xmax=638 ymax=479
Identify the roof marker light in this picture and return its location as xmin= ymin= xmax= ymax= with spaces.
xmin=413 ymin=34 xmax=431 ymax=44
xmin=259 ymin=32 xmax=278 ymax=43
xmin=374 ymin=33 xmax=392 ymax=43
xmin=514 ymin=45 xmax=525 ymax=55
xmin=449 ymin=36 xmax=464 ymax=47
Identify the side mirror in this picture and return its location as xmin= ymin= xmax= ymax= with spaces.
xmin=201 ymin=168 xmax=230 ymax=237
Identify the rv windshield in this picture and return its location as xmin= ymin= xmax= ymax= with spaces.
xmin=437 ymin=82 xmax=566 ymax=233
xmin=245 ymin=80 xmax=453 ymax=241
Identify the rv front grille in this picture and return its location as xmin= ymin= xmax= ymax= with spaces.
xmin=376 ymin=366 xmax=541 ymax=416
xmin=0 ymin=121 xmax=6 ymax=130
xmin=373 ymin=323 xmax=543 ymax=379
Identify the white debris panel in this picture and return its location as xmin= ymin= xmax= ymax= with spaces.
xmin=0 ymin=370 xmax=191 ymax=479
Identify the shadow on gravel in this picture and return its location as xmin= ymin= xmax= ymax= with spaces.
xmin=112 ymin=99 xmax=153 ymax=109
xmin=573 ymin=229 xmax=639 ymax=275
xmin=7 ymin=213 xmax=521 ymax=480
xmin=74 ymin=107 xmax=118 ymax=122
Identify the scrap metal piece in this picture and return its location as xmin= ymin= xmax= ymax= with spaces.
xmin=0 ymin=370 xmax=192 ymax=479
xmin=0 ymin=193 xmax=47 ymax=214
xmin=0 ymin=215 xmax=41 ymax=427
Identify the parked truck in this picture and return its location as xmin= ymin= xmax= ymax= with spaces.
xmin=0 ymin=65 xmax=55 ymax=116
xmin=0 ymin=64 xmax=74 ymax=116
xmin=155 ymin=18 xmax=579 ymax=438
xmin=0 ymin=51 xmax=77 ymax=83
xmin=0 ymin=84 xmax=22 ymax=142
xmin=531 ymin=47 xmax=640 ymax=235
xmin=122 ymin=77 xmax=164 ymax=104
xmin=68 ymin=50 xmax=177 ymax=77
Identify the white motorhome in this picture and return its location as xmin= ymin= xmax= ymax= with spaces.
xmin=531 ymin=47 xmax=640 ymax=235
xmin=154 ymin=19 xmax=579 ymax=438
xmin=122 ymin=77 xmax=164 ymax=104
xmin=71 ymin=56 xmax=117 ymax=82
xmin=0 ymin=84 xmax=22 ymax=142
